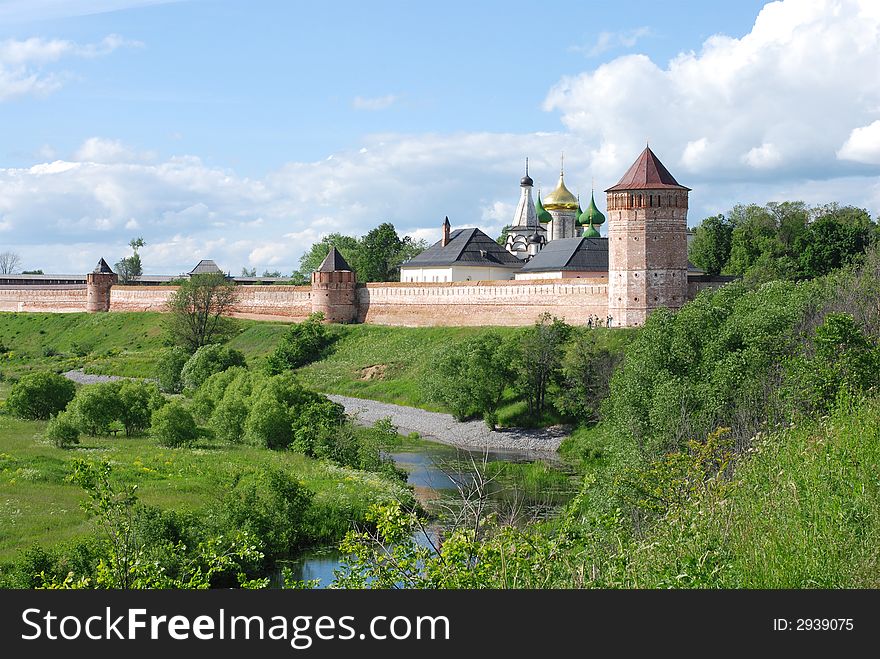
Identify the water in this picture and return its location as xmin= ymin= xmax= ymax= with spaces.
xmin=283 ymin=438 xmax=574 ymax=587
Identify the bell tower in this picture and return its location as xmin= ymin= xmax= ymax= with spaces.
xmin=605 ymin=147 xmax=690 ymax=327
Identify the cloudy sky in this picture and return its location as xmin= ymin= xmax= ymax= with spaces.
xmin=1 ymin=0 xmax=879 ymax=275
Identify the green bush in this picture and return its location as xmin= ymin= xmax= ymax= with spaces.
xmin=156 ymin=346 xmax=190 ymax=394
xmin=6 ymin=371 xmax=76 ymax=420
xmin=46 ymin=412 xmax=81 ymax=448
xmin=150 ymin=401 xmax=199 ymax=447
xmin=180 ymin=344 xmax=247 ymax=390
xmin=265 ymin=313 xmax=331 ymax=374
xmin=118 ymin=380 xmax=166 ymax=436
xmin=68 ymin=382 xmax=123 ymax=436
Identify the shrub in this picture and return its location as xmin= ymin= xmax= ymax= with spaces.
xmin=6 ymin=371 xmax=76 ymax=420
xmin=68 ymin=382 xmax=123 ymax=436
xmin=180 ymin=344 xmax=247 ymax=390
xmin=46 ymin=412 xmax=81 ymax=448
xmin=156 ymin=346 xmax=190 ymax=394
xmin=118 ymin=380 xmax=166 ymax=437
xmin=265 ymin=313 xmax=331 ymax=374
xmin=191 ymin=366 xmax=249 ymax=423
xmin=150 ymin=401 xmax=199 ymax=448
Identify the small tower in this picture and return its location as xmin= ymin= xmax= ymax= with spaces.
xmin=310 ymin=246 xmax=358 ymax=323
xmin=505 ymin=159 xmax=547 ymax=258
xmin=605 ymin=146 xmax=690 ymax=327
xmin=542 ymin=155 xmax=579 ymax=241
xmin=578 ymin=190 xmax=606 ymax=237
xmin=86 ymin=258 xmax=118 ymax=313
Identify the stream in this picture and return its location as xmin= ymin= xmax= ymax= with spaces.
xmin=283 ymin=438 xmax=576 ymax=587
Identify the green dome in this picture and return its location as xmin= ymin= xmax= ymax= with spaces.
xmin=535 ymin=192 xmax=553 ymax=224
xmin=578 ymin=191 xmax=606 ymax=226
xmin=582 ymin=223 xmax=601 ymax=238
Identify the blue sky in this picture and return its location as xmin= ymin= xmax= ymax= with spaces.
xmin=1 ymin=0 xmax=879 ymax=274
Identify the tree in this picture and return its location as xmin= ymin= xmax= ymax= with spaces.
xmin=265 ymin=313 xmax=331 ymax=373
xmin=688 ymin=215 xmax=733 ymax=276
xmin=496 ymin=225 xmax=511 ymax=246
xmin=0 ymin=251 xmax=22 ymax=274
xmin=427 ymin=333 xmax=512 ymax=428
xmin=241 ymin=267 xmax=257 ymax=277
xmin=151 ymin=401 xmax=199 ymax=447
xmin=6 ymin=372 xmax=76 ymax=420
xmin=68 ymin=382 xmax=123 ymax=436
xmin=795 ymin=205 xmax=876 ymax=279
xmin=21 ymin=269 xmax=43 ymax=275
xmin=294 ymin=233 xmax=360 ymax=281
xmin=180 ymin=343 xmax=247 ymax=390
xmin=115 ymin=237 xmax=146 ymax=284
xmin=508 ymin=314 xmax=572 ymax=419
xmin=555 ymin=334 xmax=622 ymax=423
xmin=155 ymin=346 xmax=191 ymax=393
xmin=46 ymin=412 xmax=81 ymax=448
xmin=165 ymin=272 xmax=237 ymax=352
xmin=117 ymin=380 xmax=165 ymax=436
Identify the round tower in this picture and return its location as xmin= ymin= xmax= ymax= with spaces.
xmin=605 ymin=146 xmax=689 ymax=327
xmin=310 ymin=246 xmax=358 ymax=323
xmin=542 ymin=157 xmax=579 ymax=241
xmin=86 ymin=258 xmax=118 ymax=313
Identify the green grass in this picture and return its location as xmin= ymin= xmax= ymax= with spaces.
xmin=0 ymin=312 xmax=291 ymax=379
xmin=0 ymin=403 xmax=409 ymax=563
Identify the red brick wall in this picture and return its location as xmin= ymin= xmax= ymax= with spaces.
xmin=0 ymin=286 xmax=88 ymax=313
xmin=357 ymin=279 xmax=609 ymax=327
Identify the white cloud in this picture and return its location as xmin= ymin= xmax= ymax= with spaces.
xmin=74 ymin=137 xmax=154 ymax=164
xmin=352 ymin=94 xmax=398 ymax=111
xmin=838 ymin=120 xmax=880 ymax=164
xmin=0 ymin=34 xmax=139 ymax=101
xmin=545 ymin=0 xmax=880 ymax=181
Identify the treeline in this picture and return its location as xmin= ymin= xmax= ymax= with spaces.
xmin=688 ymin=201 xmax=878 ymax=281
xmin=291 ymin=222 xmax=427 ymax=284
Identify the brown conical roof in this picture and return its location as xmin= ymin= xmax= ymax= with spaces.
xmin=605 ymin=146 xmax=690 ymax=192
xmin=93 ymin=258 xmax=114 ymax=274
xmin=317 ymin=246 xmax=353 ymax=272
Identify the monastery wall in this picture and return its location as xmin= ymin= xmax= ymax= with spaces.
xmin=357 ymin=279 xmax=609 ymax=327
xmin=0 ymin=286 xmax=88 ymax=313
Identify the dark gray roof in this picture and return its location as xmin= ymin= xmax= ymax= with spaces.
xmin=402 ymin=228 xmax=523 ymax=268
xmin=93 ymin=258 xmax=114 ymax=274
xmin=520 ymin=237 xmax=608 ymax=272
xmin=189 ymin=259 xmax=224 ymax=275
xmin=317 ymin=246 xmax=353 ymax=272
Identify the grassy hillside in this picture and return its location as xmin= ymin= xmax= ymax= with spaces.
xmin=0 ymin=312 xmax=290 ymax=379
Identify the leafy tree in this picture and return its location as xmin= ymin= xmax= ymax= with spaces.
xmin=262 ymin=269 xmax=282 ymax=277
xmin=294 ymin=233 xmax=360 ymax=281
xmin=795 ymin=205 xmax=876 ymax=278
xmin=217 ymin=468 xmax=314 ymax=567
xmin=117 ymin=380 xmax=165 ymax=437
xmin=151 ymin=401 xmax=199 ymax=448
xmin=165 ymin=272 xmax=237 ymax=351
xmin=114 ymin=237 xmax=146 ymax=284
xmin=46 ymin=411 xmax=81 ymax=448
xmin=265 ymin=312 xmax=331 ymax=373
xmin=427 ymin=333 xmax=512 ymax=428
xmin=496 ymin=225 xmax=511 ymax=246
xmin=555 ymin=334 xmax=622 ymax=422
xmin=355 ymin=222 xmax=406 ymax=281
xmin=241 ymin=267 xmax=257 ymax=277
xmin=0 ymin=251 xmax=22 ymax=274
xmin=155 ymin=345 xmax=190 ymax=393
xmin=180 ymin=343 xmax=247 ymax=390
xmin=21 ymin=269 xmax=44 ymax=275
xmin=688 ymin=214 xmax=733 ymax=276
xmin=508 ymin=314 xmax=572 ymax=419
xmin=6 ymin=371 xmax=76 ymax=420
xmin=68 ymin=382 xmax=123 ymax=436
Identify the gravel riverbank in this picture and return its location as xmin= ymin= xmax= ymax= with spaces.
xmin=327 ymin=394 xmax=567 ymax=455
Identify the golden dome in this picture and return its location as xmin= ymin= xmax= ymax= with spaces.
xmin=542 ymin=173 xmax=579 ymax=210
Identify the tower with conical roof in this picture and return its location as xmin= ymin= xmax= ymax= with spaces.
xmin=604 ymin=146 xmax=690 ymax=326
xmin=505 ymin=159 xmax=547 ymax=259
xmin=86 ymin=257 xmax=118 ymax=312
xmin=542 ymin=155 xmax=579 ymax=241
xmin=310 ymin=245 xmax=358 ymax=323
